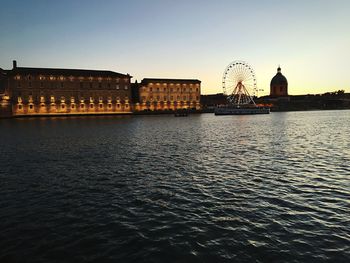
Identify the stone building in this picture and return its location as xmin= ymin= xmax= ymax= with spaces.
xmin=270 ymin=66 xmax=288 ymax=97
xmin=1 ymin=61 xmax=132 ymax=116
xmin=134 ymin=78 xmax=201 ymax=111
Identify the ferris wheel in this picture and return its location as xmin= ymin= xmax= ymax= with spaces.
xmin=222 ymin=61 xmax=258 ymax=106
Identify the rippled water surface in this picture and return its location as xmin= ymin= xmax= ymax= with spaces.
xmin=1 ymin=111 xmax=350 ymax=262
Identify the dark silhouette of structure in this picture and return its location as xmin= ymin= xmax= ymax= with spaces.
xmin=270 ymin=66 xmax=288 ymax=97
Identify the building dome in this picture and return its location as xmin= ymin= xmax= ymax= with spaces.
xmin=270 ymin=66 xmax=288 ymax=97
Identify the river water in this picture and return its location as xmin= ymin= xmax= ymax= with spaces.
xmin=0 ymin=110 xmax=349 ymax=262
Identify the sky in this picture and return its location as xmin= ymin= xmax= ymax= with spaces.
xmin=0 ymin=0 xmax=349 ymax=95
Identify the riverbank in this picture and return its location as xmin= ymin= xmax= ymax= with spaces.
xmin=3 ymin=107 xmax=350 ymax=119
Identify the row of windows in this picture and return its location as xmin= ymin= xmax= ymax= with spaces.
xmin=14 ymin=75 xmax=129 ymax=82
xmin=18 ymin=96 xmax=129 ymax=103
xmin=19 ymin=103 xmax=129 ymax=110
xmin=147 ymin=83 xmax=199 ymax=87
xmin=16 ymin=81 xmax=129 ymax=90
xmin=142 ymin=95 xmax=199 ymax=101
xmin=144 ymin=87 xmax=199 ymax=93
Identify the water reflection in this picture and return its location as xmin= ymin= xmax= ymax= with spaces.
xmin=0 ymin=111 xmax=349 ymax=262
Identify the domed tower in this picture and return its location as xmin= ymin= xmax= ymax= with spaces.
xmin=270 ymin=66 xmax=288 ymax=97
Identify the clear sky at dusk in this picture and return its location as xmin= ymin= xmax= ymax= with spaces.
xmin=0 ymin=0 xmax=349 ymax=95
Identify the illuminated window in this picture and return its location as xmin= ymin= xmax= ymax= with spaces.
xmin=71 ymin=104 xmax=75 ymax=109
xmin=81 ymin=104 xmax=84 ymax=109
xmin=18 ymin=105 xmax=22 ymax=110
xmin=50 ymin=96 xmax=55 ymax=103
xmin=99 ymin=104 xmax=103 ymax=109
xmin=90 ymin=104 xmax=94 ymax=109
xmin=116 ymin=85 xmax=119 ymax=90
xmin=124 ymin=85 xmax=128 ymax=90
xmin=150 ymin=87 xmax=152 ymax=92
xmin=29 ymin=104 xmax=33 ymax=109
xmin=61 ymin=104 xmax=65 ymax=109
xmin=108 ymin=104 xmax=112 ymax=108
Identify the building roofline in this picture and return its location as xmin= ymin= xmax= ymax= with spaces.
xmin=141 ymin=78 xmax=201 ymax=83
xmin=7 ymin=67 xmax=132 ymax=78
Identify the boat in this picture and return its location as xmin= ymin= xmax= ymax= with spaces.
xmin=174 ymin=109 xmax=189 ymax=117
xmin=215 ymin=105 xmax=270 ymax=115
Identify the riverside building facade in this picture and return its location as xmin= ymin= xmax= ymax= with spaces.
xmin=0 ymin=61 xmax=202 ymax=118
xmin=1 ymin=61 xmax=132 ymax=117
xmin=134 ymin=78 xmax=201 ymax=111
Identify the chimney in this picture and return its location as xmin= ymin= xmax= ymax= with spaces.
xmin=13 ymin=60 xmax=17 ymax=69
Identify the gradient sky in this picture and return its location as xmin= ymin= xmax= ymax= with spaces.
xmin=0 ymin=0 xmax=349 ymax=95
